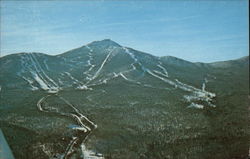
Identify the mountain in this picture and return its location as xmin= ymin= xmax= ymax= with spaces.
xmin=0 ymin=39 xmax=249 ymax=159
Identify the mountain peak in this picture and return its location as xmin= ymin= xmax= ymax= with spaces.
xmin=87 ymin=39 xmax=121 ymax=47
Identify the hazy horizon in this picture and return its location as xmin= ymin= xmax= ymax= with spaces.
xmin=0 ymin=0 xmax=249 ymax=62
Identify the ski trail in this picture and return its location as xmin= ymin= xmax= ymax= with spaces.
xmin=147 ymin=70 xmax=177 ymax=87
xmin=81 ymin=47 xmax=137 ymax=89
xmin=64 ymin=72 xmax=90 ymax=90
xmin=157 ymin=64 xmax=169 ymax=77
xmin=59 ymin=96 xmax=97 ymax=128
xmin=21 ymin=76 xmax=39 ymax=90
xmin=43 ymin=58 xmax=49 ymax=70
xmin=123 ymin=47 xmax=138 ymax=62
xmin=153 ymin=70 xmax=169 ymax=78
xmin=91 ymin=51 xmax=112 ymax=80
xmin=30 ymin=53 xmax=58 ymax=88
xmin=148 ymin=69 xmax=215 ymax=98
xmin=32 ymin=53 xmax=58 ymax=88
xmin=64 ymin=72 xmax=84 ymax=85
xmin=63 ymin=137 xmax=78 ymax=158
xmin=86 ymin=63 xmax=136 ymax=88
xmin=37 ymin=94 xmax=100 ymax=158
xmin=123 ymin=47 xmax=146 ymax=72
xmin=84 ymin=45 xmax=95 ymax=75
xmin=85 ymin=45 xmax=93 ymax=52
xmin=27 ymin=54 xmax=52 ymax=89
xmin=175 ymin=79 xmax=215 ymax=98
xmin=58 ymin=96 xmax=80 ymax=113
xmin=202 ymin=78 xmax=208 ymax=91
xmin=146 ymin=69 xmax=216 ymax=107
xmin=30 ymin=54 xmax=53 ymax=85
xmin=123 ymin=46 xmax=215 ymax=108
xmin=85 ymin=48 xmax=115 ymax=85
xmin=120 ymin=73 xmax=129 ymax=80
xmin=78 ymin=114 xmax=97 ymax=129
xmin=27 ymin=54 xmax=48 ymax=84
xmin=188 ymin=103 xmax=204 ymax=109
xmin=121 ymin=63 xmax=137 ymax=74
xmin=71 ymin=114 xmax=91 ymax=131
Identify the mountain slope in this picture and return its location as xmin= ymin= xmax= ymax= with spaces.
xmin=0 ymin=39 xmax=221 ymax=107
xmin=0 ymin=39 xmax=249 ymax=159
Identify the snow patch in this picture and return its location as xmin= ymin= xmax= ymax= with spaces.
xmin=147 ymin=70 xmax=176 ymax=86
xmin=202 ymin=78 xmax=208 ymax=91
xmin=43 ymin=59 xmax=49 ymax=70
xmin=77 ymin=85 xmax=93 ymax=90
xmin=47 ymin=89 xmax=59 ymax=94
xmin=123 ymin=47 xmax=138 ymax=62
xmin=120 ymin=73 xmax=129 ymax=80
xmin=18 ymin=53 xmax=59 ymax=92
xmin=22 ymin=76 xmax=39 ymax=90
xmin=146 ymin=69 xmax=216 ymax=108
xmin=153 ymin=70 xmax=169 ymax=78
xmin=90 ymin=50 xmax=113 ymax=81
xmin=81 ymin=144 xmax=104 ymax=159
xmin=188 ymin=103 xmax=204 ymax=109
xmin=69 ymin=125 xmax=87 ymax=133
xmin=157 ymin=64 xmax=169 ymax=77
xmin=33 ymin=73 xmax=50 ymax=90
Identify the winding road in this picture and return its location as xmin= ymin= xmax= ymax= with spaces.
xmin=37 ymin=93 xmax=99 ymax=159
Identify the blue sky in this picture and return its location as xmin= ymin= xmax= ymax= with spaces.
xmin=0 ymin=0 xmax=248 ymax=62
